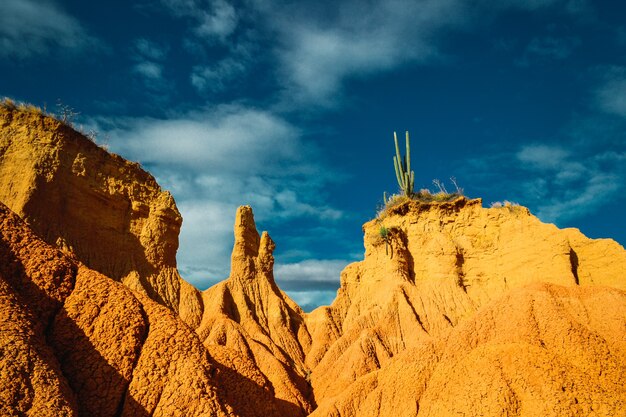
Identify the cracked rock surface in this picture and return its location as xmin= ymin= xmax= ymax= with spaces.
xmin=1 ymin=104 xmax=625 ymax=416
xmin=0 ymin=203 xmax=232 ymax=416
xmin=305 ymin=198 xmax=626 ymax=416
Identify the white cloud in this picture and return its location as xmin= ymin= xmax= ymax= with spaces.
xmin=191 ymin=57 xmax=247 ymax=92
xmin=275 ymin=259 xmax=348 ymax=291
xmin=595 ymin=68 xmax=626 ymax=118
xmin=469 ymin=142 xmax=626 ymax=224
xmin=175 ymin=198 xmax=235 ymax=287
xmin=522 ymin=36 xmax=580 ymax=63
xmin=0 ymin=0 xmax=97 ymax=58
xmin=158 ymin=0 xmax=257 ymax=94
xmin=195 ymin=0 xmax=238 ymax=39
xmin=106 ymin=105 xmax=303 ymax=172
xmin=517 ymin=145 xmax=570 ymax=170
xmin=284 ymin=290 xmax=340 ymax=313
xmin=468 ymin=69 xmax=626 ymax=224
xmin=134 ymin=38 xmax=169 ymax=61
xmin=271 ymin=0 xmax=458 ymax=106
xmin=160 ymin=0 xmax=238 ymax=40
xmin=156 ymin=0 xmax=581 ymax=107
xmin=131 ymin=60 xmax=171 ymax=93
xmin=535 ymin=171 xmax=621 ymax=222
xmin=274 ymin=259 xmax=350 ymax=311
xmin=274 ymin=190 xmax=343 ymax=221
xmin=259 ymin=0 xmax=575 ymax=107
xmin=130 ymin=39 xmax=171 ymax=92
xmin=96 ymin=105 xmax=344 ymax=288
xmin=133 ymin=61 xmax=164 ymax=80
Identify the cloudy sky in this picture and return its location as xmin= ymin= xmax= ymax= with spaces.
xmin=2 ymin=0 xmax=625 ymax=311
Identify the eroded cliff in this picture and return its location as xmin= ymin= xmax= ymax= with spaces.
xmin=0 ymin=103 xmax=202 ymax=327
xmin=1 ymin=102 xmax=625 ymax=417
xmin=305 ymin=197 xmax=626 ymax=416
xmin=0 ymin=202 xmax=237 ymax=416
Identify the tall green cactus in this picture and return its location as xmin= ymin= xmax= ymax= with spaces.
xmin=393 ymin=131 xmax=414 ymax=197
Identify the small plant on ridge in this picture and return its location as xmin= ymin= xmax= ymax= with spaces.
xmin=378 ymin=131 xmax=466 ymax=219
xmin=379 ymin=225 xmax=391 ymax=255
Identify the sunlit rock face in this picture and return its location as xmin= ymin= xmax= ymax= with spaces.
xmin=1 ymin=104 xmax=625 ymax=417
xmin=0 ymin=104 xmax=202 ymax=328
xmin=196 ymin=205 xmax=314 ymax=416
xmin=305 ymin=197 xmax=626 ymax=417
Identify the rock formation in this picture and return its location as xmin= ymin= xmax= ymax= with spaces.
xmin=196 ymin=206 xmax=313 ymax=416
xmin=305 ymin=197 xmax=626 ymax=416
xmin=0 ymin=104 xmax=315 ymax=416
xmin=308 ymin=282 xmax=626 ymax=416
xmin=0 ymin=103 xmax=202 ymax=327
xmin=1 ymin=102 xmax=625 ymax=416
xmin=0 ymin=202 xmax=228 ymax=415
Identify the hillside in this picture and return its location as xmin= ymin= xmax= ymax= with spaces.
xmin=0 ymin=103 xmax=624 ymax=416
xmin=305 ymin=197 xmax=626 ymax=416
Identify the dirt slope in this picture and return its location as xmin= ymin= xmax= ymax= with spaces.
xmin=2 ymin=102 xmax=625 ymax=417
xmin=0 ymin=201 xmax=274 ymax=416
xmin=306 ymin=197 xmax=626 ymax=416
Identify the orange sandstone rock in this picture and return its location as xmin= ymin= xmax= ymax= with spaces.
xmin=50 ymin=266 xmax=148 ymax=417
xmin=2 ymin=103 xmax=625 ymax=417
xmin=0 ymin=202 xmax=234 ymax=417
xmin=307 ymin=197 xmax=626 ymax=416
xmin=309 ymin=283 xmax=626 ymax=417
xmin=197 ymin=206 xmax=313 ymax=416
xmin=0 ymin=203 xmax=77 ymax=416
xmin=0 ymin=104 xmax=202 ymax=327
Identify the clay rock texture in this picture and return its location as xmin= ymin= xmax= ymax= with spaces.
xmin=306 ymin=197 xmax=626 ymax=416
xmin=0 ymin=104 xmax=202 ymax=327
xmin=197 ymin=206 xmax=314 ymax=416
xmin=0 ymin=202 xmax=235 ymax=417
xmin=2 ymin=103 xmax=625 ymax=417
xmin=309 ymin=283 xmax=626 ymax=417
xmin=0 ymin=200 xmax=77 ymax=416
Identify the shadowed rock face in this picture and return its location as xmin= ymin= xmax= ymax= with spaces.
xmin=0 ymin=105 xmax=202 ymax=327
xmin=0 ymin=200 xmax=77 ymax=416
xmin=0 ymin=202 xmax=288 ymax=416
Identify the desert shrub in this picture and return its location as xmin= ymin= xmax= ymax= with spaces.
xmin=1 ymin=97 xmax=107 ymax=150
xmin=378 ymin=178 xmax=464 ymax=219
xmin=377 ymin=225 xmax=392 ymax=255
xmin=380 ymin=131 xmax=467 ymax=218
xmin=55 ymin=100 xmax=80 ymax=125
xmin=1 ymin=97 xmax=17 ymax=109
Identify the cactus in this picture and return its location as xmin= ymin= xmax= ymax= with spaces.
xmin=393 ymin=131 xmax=414 ymax=197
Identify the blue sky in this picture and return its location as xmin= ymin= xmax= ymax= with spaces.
xmin=1 ymin=0 xmax=625 ymax=311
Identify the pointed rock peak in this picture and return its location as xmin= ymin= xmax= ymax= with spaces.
xmin=232 ymin=205 xmax=261 ymax=259
xmin=259 ymin=231 xmax=275 ymax=254
xmin=258 ymin=231 xmax=276 ymax=274
xmin=229 ymin=207 xmax=279 ymax=285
